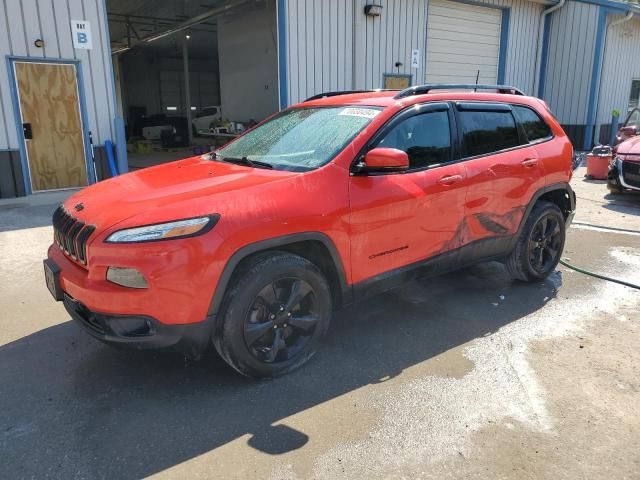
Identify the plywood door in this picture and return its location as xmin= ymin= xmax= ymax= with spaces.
xmin=15 ymin=62 xmax=88 ymax=191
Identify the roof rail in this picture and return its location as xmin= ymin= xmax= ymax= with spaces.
xmin=394 ymin=84 xmax=525 ymax=99
xmin=305 ymin=89 xmax=395 ymax=102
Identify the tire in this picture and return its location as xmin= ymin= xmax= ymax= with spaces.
xmin=214 ymin=252 xmax=332 ymax=378
xmin=192 ymin=125 xmax=199 ymax=138
xmin=505 ymin=201 xmax=566 ymax=282
xmin=607 ymin=180 xmax=625 ymax=194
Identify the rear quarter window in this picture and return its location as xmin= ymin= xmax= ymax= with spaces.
xmin=513 ymin=105 xmax=552 ymax=142
xmin=459 ymin=110 xmax=520 ymax=157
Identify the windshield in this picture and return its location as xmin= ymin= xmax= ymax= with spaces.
xmin=216 ymin=106 xmax=382 ymax=171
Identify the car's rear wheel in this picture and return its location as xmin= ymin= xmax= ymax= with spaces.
xmin=214 ymin=252 xmax=332 ymax=378
xmin=505 ymin=201 xmax=565 ymax=282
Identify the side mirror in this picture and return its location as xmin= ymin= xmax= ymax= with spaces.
xmin=359 ymin=148 xmax=409 ymax=173
xmin=619 ymin=125 xmax=638 ymax=136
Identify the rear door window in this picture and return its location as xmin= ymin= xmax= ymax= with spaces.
xmin=377 ymin=110 xmax=452 ymax=169
xmin=458 ymin=109 xmax=521 ymax=157
xmin=513 ymin=106 xmax=552 ymax=142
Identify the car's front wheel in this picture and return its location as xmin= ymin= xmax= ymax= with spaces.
xmin=505 ymin=201 xmax=566 ymax=282
xmin=214 ymin=252 xmax=332 ymax=378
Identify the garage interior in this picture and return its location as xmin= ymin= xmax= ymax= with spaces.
xmin=107 ymin=0 xmax=279 ymax=171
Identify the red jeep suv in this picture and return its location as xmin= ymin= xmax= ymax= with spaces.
xmin=44 ymin=84 xmax=575 ymax=378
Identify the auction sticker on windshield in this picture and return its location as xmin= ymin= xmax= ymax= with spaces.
xmin=338 ymin=108 xmax=380 ymax=119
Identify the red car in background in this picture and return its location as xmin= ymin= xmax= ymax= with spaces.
xmin=44 ymin=84 xmax=575 ymax=378
xmin=608 ymin=107 xmax=640 ymax=194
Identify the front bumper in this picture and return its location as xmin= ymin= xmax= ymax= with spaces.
xmin=609 ymin=157 xmax=640 ymax=191
xmin=63 ymin=292 xmax=215 ymax=357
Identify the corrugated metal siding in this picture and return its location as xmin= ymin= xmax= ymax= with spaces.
xmin=285 ymin=0 xmax=355 ymax=104
xmin=426 ymin=0 xmax=542 ymax=93
xmin=0 ymin=0 xmax=116 ymax=150
xmin=481 ymin=0 xmax=542 ymax=95
xmin=284 ymin=0 xmax=541 ymax=105
xmin=542 ymin=1 xmax=599 ymax=125
xmin=597 ymin=16 xmax=640 ymax=126
xmin=354 ymin=0 xmax=427 ymax=91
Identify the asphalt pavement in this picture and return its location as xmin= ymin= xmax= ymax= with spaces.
xmin=0 ymin=168 xmax=638 ymax=479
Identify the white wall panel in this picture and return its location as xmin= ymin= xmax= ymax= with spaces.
xmin=283 ymin=0 xmax=540 ymax=105
xmin=542 ymin=1 xmax=599 ymax=125
xmin=285 ymin=0 xmax=354 ymax=104
xmin=597 ymin=16 xmax=640 ymax=127
xmin=218 ymin=3 xmax=279 ymax=121
xmin=464 ymin=0 xmax=543 ymax=95
xmin=0 ymin=0 xmax=117 ymax=149
xmin=426 ymin=0 xmax=502 ymax=84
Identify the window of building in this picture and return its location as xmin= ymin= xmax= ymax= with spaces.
xmin=629 ymin=79 xmax=640 ymax=111
xmin=377 ymin=111 xmax=452 ymax=169
xmin=459 ymin=110 xmax=520 ymax=157
xmin=513 ymin=106 xmax=552 ymax=142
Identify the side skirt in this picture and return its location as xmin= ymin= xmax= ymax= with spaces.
xmin=352 ymin=235 xmax=516 ymax=301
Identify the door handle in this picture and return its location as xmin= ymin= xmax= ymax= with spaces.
xmin=521 ymin=158 xmax=539 ymax=167
xmin=438 ymin=174 xmax=463 ymax=185
xmin=23 ymin=123 xmax=33 ymax=140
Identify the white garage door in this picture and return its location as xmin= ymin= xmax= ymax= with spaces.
xmin=426 ymin=0 xmax=502 ymax=84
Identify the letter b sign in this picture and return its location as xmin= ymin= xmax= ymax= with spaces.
xmin=71 ymin=20 xmax=93 ymax=50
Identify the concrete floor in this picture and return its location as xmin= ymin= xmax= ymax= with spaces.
xmin=0 ymin=168 xmax=638 ymax=479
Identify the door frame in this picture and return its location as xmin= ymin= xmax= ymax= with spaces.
xmin=5 ymin=56 xmax=95 ymax=195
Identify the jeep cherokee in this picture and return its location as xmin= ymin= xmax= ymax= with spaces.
xmin=44 ymin=84 xmax=576 ymax=378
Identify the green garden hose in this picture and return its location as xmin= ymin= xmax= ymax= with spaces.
xmin=559 ymin=259 xmax=640 ymax=291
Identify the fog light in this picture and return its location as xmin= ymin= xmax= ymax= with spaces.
xmin=106 ymin=267 xmax=148 ymax=289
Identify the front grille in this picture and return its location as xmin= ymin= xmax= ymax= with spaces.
xmin=622 ymin=160 xmax=640 ymax=189
xmin=52 ymin=206 xmax=95 ymax=265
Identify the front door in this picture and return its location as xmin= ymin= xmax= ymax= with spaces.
xmin=349 ymin=104 xmax=468 ymax=285
xmin=14 ymin=62 xmax=88 ymax=191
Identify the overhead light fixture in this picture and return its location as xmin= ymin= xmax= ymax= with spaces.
xmin=185 ymin=34 xmax=191 ymax=39
xmin=364 ymin=4 xmax=383 ymax=16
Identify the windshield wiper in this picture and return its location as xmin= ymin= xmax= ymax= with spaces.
xmin=217 ymin=155 xmax=273 ymax=170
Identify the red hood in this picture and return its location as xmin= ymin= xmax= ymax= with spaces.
xmin=616 ymin=135 xmax=640 ymax=159
xmin=64 ymin=156 xmax=297 ymax=230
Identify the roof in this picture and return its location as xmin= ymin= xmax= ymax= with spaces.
xmin=298 ymin=89 xmax=541 ymax=109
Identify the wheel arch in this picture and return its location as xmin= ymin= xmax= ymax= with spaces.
xmin=518 ymin=182 xmax=576 ymax=237
xmin=208 ymin=232 xmax=352 ymax=317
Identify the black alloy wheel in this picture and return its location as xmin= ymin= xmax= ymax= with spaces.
xmin=528 ymin=214 xmax=563 ymax=275
xmin=505 ymin=201 xmax=566 ymax=282
xmin=214 ymin=252 xmax=332 ymax=378
xmin=244 ymin=278 xmax=319 ymax=363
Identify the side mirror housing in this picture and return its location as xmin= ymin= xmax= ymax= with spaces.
xmin=357 ymin=148 xmax=409 ymax=173
xmin=619 ymin=125 xmax=638 ymax=136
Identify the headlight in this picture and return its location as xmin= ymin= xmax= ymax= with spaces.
xmin=106 ymin=215 xmax=219 ymax=243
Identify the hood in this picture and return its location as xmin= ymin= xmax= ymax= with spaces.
xmin=616 ymin=135 xmax=640 ymax=160
xmin=64 ymin=156 xmax=297 ymax=230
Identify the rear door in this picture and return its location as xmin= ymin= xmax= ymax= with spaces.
xmin=456 ymin=103 xmax=545 ymax=248
xmin=348 ymin=103 xmax=468 ymax=285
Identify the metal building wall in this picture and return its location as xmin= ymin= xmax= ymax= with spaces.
xmin=474 ymin=0 xmax=543 ymax=95
xmin=283 ymin=0 xmax=542 ymax=105
xmin=0 ymin=0 xmax=117 ymax=197
xmin=284 ymin=0 xmax=355 ymax=104
xmin=596 ymin=15 xmax=640 ymax=143
xmin=541 ymin=0 xmax=600 ymax=147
